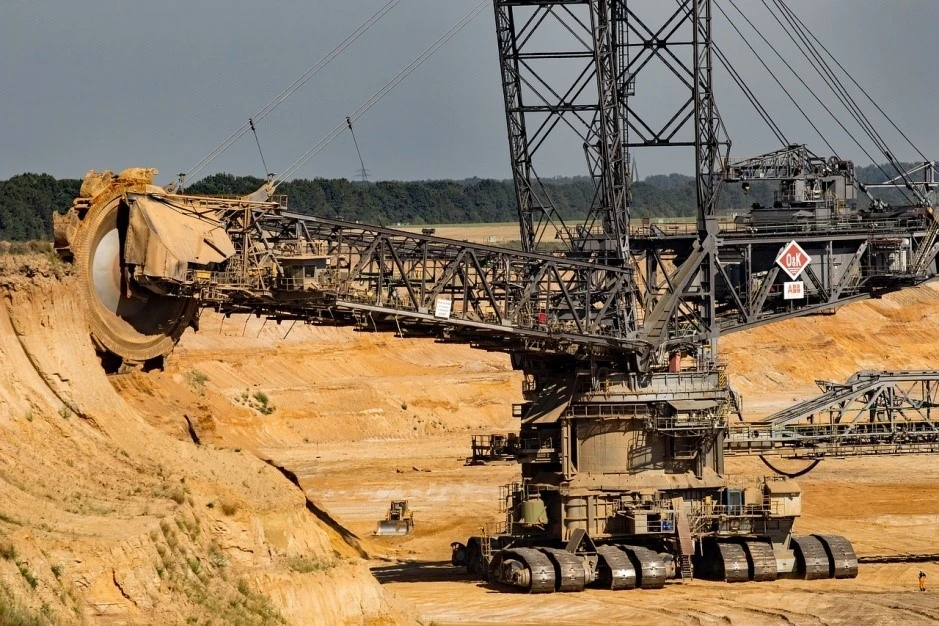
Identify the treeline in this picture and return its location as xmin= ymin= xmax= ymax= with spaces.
xmin=0 ymin=174 xmax=81 ymax=242
xmin=0 ymin=163 xmax=921 ymax=241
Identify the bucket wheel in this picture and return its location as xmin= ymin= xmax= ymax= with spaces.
xmin=71 ymin=191 xmax=196 ymax=370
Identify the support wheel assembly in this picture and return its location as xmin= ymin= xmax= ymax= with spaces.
xmin=489 ymin=548 xmax=556 ymax=593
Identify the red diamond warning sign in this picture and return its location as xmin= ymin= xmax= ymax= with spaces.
xmin=776 ymin=241 xmax=811 ymax=280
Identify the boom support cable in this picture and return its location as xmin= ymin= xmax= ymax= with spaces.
xmin=713 ymin=44 xmax=788 ymax=146
xmin=673 ymin=0 xmax=787 ymax=146
xmin=766 ymin=0 xmax=926 ymax=203
xmin=347 ymin=117 xmax=371 ymax=185
xmin=774 ymin=0 xmax=929 ymax=165
xmin=249 ymin=118 xmax=270 ymax=178
xmin=181 ymin=0 xmax=401 ymax=186
xmin=712 ymin=0 xmax=837 ymax=156
xmin=717 ymin=0 xmax=917 ymax=206
xmin=273 ymin=0 xmax=489 ymax=186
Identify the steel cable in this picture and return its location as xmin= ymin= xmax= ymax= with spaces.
xmin=671 ymin=0 xmax=787 ymax=146
xmin=182 ymin=0 xmax=401 ymax=186
xmin=719 ymin=0 xmax=915 ymax=206
xmin=767 ymin=0 xmax=925 ymax=203
xmin=774 ymin=0 xmax=929 ymax=164
xmin=712 ymin=0 xmax=838 ymax=156
xmin=274 ymin=0 xmax=488 ymax=186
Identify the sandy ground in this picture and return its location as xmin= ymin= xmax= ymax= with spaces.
xmin=100 ymin=278 xmax=939 ymax=624
xmin=399 ymin=223 xmax=520 ymax=245
xmin=0 ymin=257 xmax=412 ymax=625
xmin=261 ymin=438 xmax=939 ymax=626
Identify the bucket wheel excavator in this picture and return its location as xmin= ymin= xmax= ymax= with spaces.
xmin=56 ymin=0 xmax=939 ymax=594
xmin=54 ymin=169 xmax=198 ymax=371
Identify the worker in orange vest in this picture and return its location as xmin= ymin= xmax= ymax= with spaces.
xmin=920 ymin=571 xmax=927 ymax=592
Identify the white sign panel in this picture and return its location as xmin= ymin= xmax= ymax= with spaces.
xmin=784 ymin=281 xmax=805 ymax=300
xmin=776 ymin=241 xmax=812 ymax=281
xmin=434 ymin=298 xmax=453 ymax=319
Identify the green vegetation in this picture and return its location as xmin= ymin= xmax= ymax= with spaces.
xmin=154 ymin=516 xmax=285 ymax=625
xmin=0 ymin=583 xmax=47 ymax=626
xmin=16 ymin=565 xmax=37 ymax=590
xmin=236 ymin=389 xmax=275 ymax=416
xmin=284 ymin=555 xmax=335 ymax=574
xmin=0 ymin=163 xmax=915 ymax=242
xmin=184 ymin=370 xmax=209 ymax=393
xmin=0 ymin=173 xmax=80 ymax=241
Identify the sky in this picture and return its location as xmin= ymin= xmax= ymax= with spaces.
xmin=1 ymin=0 xmax=938 ymax=185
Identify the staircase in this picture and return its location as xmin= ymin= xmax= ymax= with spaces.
xmin=675 ymin=507 xmax=695 ymax=581
xmin=911 ymin=211 xmax=939 ymax=274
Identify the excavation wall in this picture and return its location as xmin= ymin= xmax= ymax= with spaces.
xmin=0 ymin=255 xmax=412 ymax=625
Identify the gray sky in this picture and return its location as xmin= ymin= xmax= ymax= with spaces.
xmin=2 ymin=1 xmax=938 ymax=184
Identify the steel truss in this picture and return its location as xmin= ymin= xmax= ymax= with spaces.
xmin=138 ymin=194 xmax=642 ymax=357
xmin=494 ymin=0 xmax=633 ymax=262
xmin=727 ymin=371 xmax=939 ymax=458
xmin=135 ymin=191 xmax=936 ymax=365
xmin=630 ymin=218 xmax=936 ymax=350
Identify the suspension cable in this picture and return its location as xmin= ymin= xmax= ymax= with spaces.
xmin=671 ymin=0 xmax=787 ymax=147
xmin=768 ymin=0 xmax=925 ymax=202
xmin=762 ymin=2 xmax=896 ymax=165
xmin=719 ymin=0 xmax=915 ymax=206
xmin=714 ymin=44 xmax=788 ymax=146
xmin=182 ymin=0 xmax=401 ymax=186
xmin=249 ymin=118 xmax=270 ymax=178
xmin=347 ymin=117 xmax=370 ymax=185
xmin=774 ymin=0 xmax=929 ymax=164
xmin=712 ymin=0 xmax=837 ymax=155
xmin=274 ymin=0 xmax=488 ymax=187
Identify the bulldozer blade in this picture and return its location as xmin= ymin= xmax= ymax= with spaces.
xmin=375 ymin=521 xmax=411 ymax=536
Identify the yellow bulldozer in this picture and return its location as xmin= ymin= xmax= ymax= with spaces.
xmin=375 ymin=500 xmax=414 ymax=536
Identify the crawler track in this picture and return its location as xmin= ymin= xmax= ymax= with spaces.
xmin=622 ymin=546 xmax=667 ymax=589
xmin=596 ymin=545 xmax=637 ymax=590
xmin=792 ymin=535 xmax=832 ymax=580
xmin=743 ymin=540 xmax=778 ymax=582
xmin=816 ymin=535 xmax=860 ymax=578
xmin=490 ymin=548 xmax=556 ymax=593
xmin=542 ymin=548 xmax=587 ymax=592
xmin=715 ymin=542 xmax=750 ymax=583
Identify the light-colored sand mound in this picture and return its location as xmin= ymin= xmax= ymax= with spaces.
xmin=0 ymin=255 xmax=412 ymax=625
